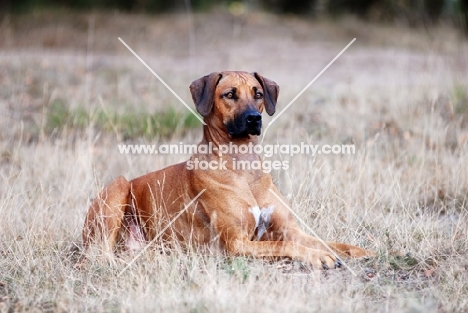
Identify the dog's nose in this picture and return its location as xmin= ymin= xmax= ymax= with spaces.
xmin=226 ymin=110 xmax=262 ymax=137
xmin=245 ymin=111 xmax=262 ymax=125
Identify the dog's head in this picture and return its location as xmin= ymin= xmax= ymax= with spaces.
xmin=190 ymin=71 xmax=279 ymax=138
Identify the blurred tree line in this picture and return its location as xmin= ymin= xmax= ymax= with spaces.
xmin=0 ymin=0 xmax=467 ymax=29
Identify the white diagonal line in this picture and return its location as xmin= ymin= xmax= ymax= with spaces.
xmin=262 ymin=38 xmax=356 ymax=141
xmin=117 ymin=189 xmax=206 ymax=277
xmin=268 ymin=188 xmax=357 ymax=276
xmin=118 ymin=37 xmax=206 ymax=125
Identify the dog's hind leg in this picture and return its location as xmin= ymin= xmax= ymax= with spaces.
xmin=123 ymin=208 xmax=146 ymax=252
xmin=82 ymin=176 xmax=131 ymax=254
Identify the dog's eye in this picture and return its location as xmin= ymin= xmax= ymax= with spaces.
xmin=225 ymin=92 xmax=234 ymax=99
xmin=255 ymin=92 xmax=263 ymax=100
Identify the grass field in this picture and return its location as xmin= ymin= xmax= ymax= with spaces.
xmin=1 ymin=10 xmax=468 ymax=312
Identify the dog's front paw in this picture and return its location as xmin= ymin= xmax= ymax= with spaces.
xmin=309 ymin=250 xmax=341 ymax=270
xmin=326 ymin=242 xmax=376 ymax=258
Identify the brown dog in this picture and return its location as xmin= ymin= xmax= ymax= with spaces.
xmin=82 ymin=71 xmax=374 ymax=269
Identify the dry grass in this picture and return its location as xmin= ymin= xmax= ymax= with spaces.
xmin=1 ymin=11 xmax=468 ymax=312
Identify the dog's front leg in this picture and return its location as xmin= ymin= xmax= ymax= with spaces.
xmin=226 ymin=236 xmax=340 ymax=270
xmin=258 ymin=185 xmax=376 ymax=258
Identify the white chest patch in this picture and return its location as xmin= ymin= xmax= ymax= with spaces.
xmin=248 ymin=206 xmax=275 ymax=240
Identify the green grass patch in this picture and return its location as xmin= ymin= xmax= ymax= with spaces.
xmin=453 ymin=85 xmax=468 ymax=124
xmin=222 ymin=257 xmax=251 ymax=283
xmin=45 ymin=99 xmax=201 ymax=139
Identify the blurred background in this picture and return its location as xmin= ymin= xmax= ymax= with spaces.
xmin=1 ymin=0 xmax=467 ymax=28
xmin=0 ymin=0 xmax=467 ymax=28
xmin=1 ymin=0 xmax=467 ymax=144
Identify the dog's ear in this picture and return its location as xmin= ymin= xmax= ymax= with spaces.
xmin=189 ymin=72 xmax=222 ymax=117
xmin=253 ymin=72 xmax=279 ymax=116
